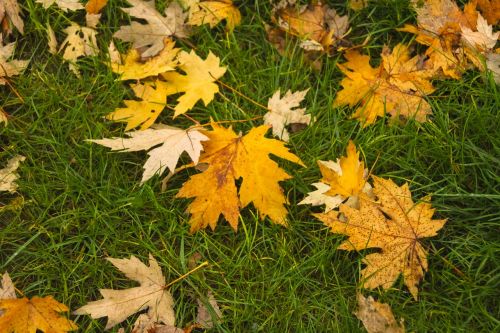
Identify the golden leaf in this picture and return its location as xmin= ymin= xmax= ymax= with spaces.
xmin=314 ymin=176 xmax=447 ymax=299
xmin=187 ymin=0 xmax=241 ymax=30
xmin=477 ymin=0 xmax=500 ymax=25
xmin=0 ymin=296 xmax=77 ymax=332
xmin=85 ymin=0 xmax=108 ymax=14
xmin=334 ymin=44 xmax=435 ymax=126
xmin=176 ymin=123 xmax=303 ymax=232
xmin=161 ymin=50 xmax=227 ymax=117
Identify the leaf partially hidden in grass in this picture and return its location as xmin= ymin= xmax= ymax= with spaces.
xmin=355 ymin=293 xmax=405 ymax=333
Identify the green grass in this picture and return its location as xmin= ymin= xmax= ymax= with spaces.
xmin=1 ymin=0 xmax=499 ymax=331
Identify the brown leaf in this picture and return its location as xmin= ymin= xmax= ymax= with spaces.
xmin=196 ymin=291 xmax=222 ymax=328
xmin=355 ymin=293 xmax=405 ymax=333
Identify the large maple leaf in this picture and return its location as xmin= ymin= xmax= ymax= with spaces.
xmin=334 ymin=44 xmax=435 ymax=126
xmin=314 ymin=176 xmax=447 ymax=299
xmin=74 ymin=254 xmax=175 ymax=329
xmin=176 ymin=123 xmax=304 ymax=232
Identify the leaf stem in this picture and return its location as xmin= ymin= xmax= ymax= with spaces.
xmin=164 ymin=261 xmax=209 ymax=289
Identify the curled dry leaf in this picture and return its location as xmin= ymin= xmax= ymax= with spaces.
xmin=314 ymin=177 xmax=447 ymax=299
xmin=59 ymin=23 xmax=98 ymax=75
xmin=36 ymin=0 xmax=84 ymax=12
xmin=334 ymin=44 xmax=435 ymax=126
xmin=0 ymin=0 xmax=24 ymax=36
xmin=177 ymin=123 xmax=304 ymax=232
xmin=111 ymin=38 xmax=180 ymax=81
xmin=74 ymin=254 xmax=175 ymax=330
xmin=0 ymin=155 xmax=25 ymax=193
xmin=114 ymin=0 xmax=189 ymax=58
xmin=184 ymin=0 xmax=241 ymax=31
xmin=264 ymin=88 xmax=311 ymax=141
xmin=196 ymin=291 xmax=222 ymax=329
xmin=0 ymin=42 xmax=29 ymax=85
xmin=355 ymin=293 xmax=405 ymax=333
xmin=89 ymin=124 xmax=208 ymax=184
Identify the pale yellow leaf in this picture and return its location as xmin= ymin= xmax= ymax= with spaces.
xmin=0 ymin=42 xmax=29 ymax=85
xmin=0 ymin=155 xmax=25 ymax=193
xmin=187 ymin=0 xmax=241 ymax=30
xmin=59 ymin=23 xmax=98 ymax=75
xmin=36 ymin=0 xmax=84 ymax=12
xmin=461 ymin=14 xmax=499 ymax=52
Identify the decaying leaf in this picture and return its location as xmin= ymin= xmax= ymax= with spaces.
xmin=314 ymin=176 xmax=447 ymax=299
xmin=89 ymin=124 xmax=208 ymax=184
xmin=264 ymin=88 xmax=311 ymax=141
xmin=177 ymin=123 xmax=303 ymax=232
xmin=355 ymin=293 xmax=405 ymax=333
xmin=114 ymin=0 xmax=189 ymax=58
xmin=334 ymin=44 xmax=435 ymax=126
xmin=0 ymin=296 xmax=77 ymax=332
xmin=272 ymin=1 xmax=349 ymax=54
xmin=59 ymin=23 xmax=98 ymax=75
xmin=0 ymin=155 xmax=25 ymax=193
xmin=36 ymin=0 xmax=84 ymax=12
xmin=185 ymin=0 xmax=241 ymax=30
xmin=74 ymin=254 xmax=175 ymax=330
xmin=196 ymin=291 xmax=222 ymax=329
xmin=0 ymin=0 xmax=24 ymax=36
xmin=106 ymin=80 xmax=172 ymax=130
xmin=161 ymin=50 xmax=227 ymax=117
xmin=0 ymin=42 xmax=29 ymax=85
xmin=111 ymin=38 xmax=180 ymax=81
xmin=299 ymin=141 xmax=371 ymax=211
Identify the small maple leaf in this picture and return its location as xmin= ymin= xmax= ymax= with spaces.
xmin=299 ymin=141 xmax=371 ymax=211
xmin=264 ymin=88 xmax=311 ymax=141
xmin=0 ymin=42 xmax=29 ymax=85
xmin=89 ymin=124 xmax=208 ymax=184
xmin=106 ymin=80 xmax=173 ymax=130
xmin=114 ymin=0 xmax=189 ymax=58
xmin=36 ymin=0 xmax=84 ymax=12
xmin=314 ymin=176 xmax=447 ymax=299
xmin=334 ymin=44 xmax=435 ymax=126
xmin=0 ymin=0 xmax=24 ymax=36
xmin=185 ymin=0 xmax=241 ymax=30
xmin=355 ymin=293 xmax=405 ymax=333
xmin=177 ymin=123 xmax=304 ymax=232
xmin=161 ymin=50 xmax=227 ymax=117
xmin=59 ymin=23 xmax=98 ymax=75
xmin=74 ymin=254 xmax=175 ymax=330
xmin=111 ymin=38 xmax=180 ymax=81
xmin=0 ymin=155 xmax=25 ymax=193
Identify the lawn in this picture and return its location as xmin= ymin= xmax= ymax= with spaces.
xmin=1 ymin=0 xmax=499 ymax=332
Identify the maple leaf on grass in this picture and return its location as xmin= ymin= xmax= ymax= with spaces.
xmin=36 ymin=0 xmax=84 ymax=12
xmin=0 ymin=155 xmax=25 ymax=193
xmin=334 ymin=44 xmax=435 ymax=126
xmin=264 ymin=88 xmax=311 ymax=141
xmin=299 ymin=141 xmax=372 ymax=212
xmin=111 ymin=38 xmax=180 ymax=81
xmin=0 ymin=42 xmax=29 ymax=85
xmin=161 ymin=50 xmax=227 ymax=117
xmin=314 ymin=176 xmax=447 ymax=299
xmin=0 ymin=0 xmax=24 ymax=36
xmin=177 ymin=123 xmax=304 ymax=232
xmin=184 ymin=0 xmax=241 ymax=31
xmin=89 ymin=124 xmax=208 ymax=184
xmin=106 ymin=80 xmax=173 ymax=131
xmin=114 ymin=0 xmax=189 ymax=58
xmin=355 ymin=293 xmax=405 ymax=333
xmin=74 ymin=254 xmax=175 ymax=329
xmin=59 ymin=23 xmax=98 ymax=75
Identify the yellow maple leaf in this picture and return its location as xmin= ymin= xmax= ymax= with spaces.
xmin=111 ymin=39 xmax=180 ymax=81
xmin=161 ymin=50 xmax=227 ymax=117
xmin=0 ymin=296 xmax=77 ymax=332
xmin=106 ymin=80 xmax=173 ymax=130
xmin=176 ymin=123 xmax=303 ymax=232
xmin=187 ymin=0 xmax=241 ymax=30
xmin=334 ymin=44 xmax=435 ymax=126
xmin=314 ymin=176 xmax=447 ymax=299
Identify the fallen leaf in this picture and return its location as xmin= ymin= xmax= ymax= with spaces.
xmin=85 ymin=0 xmax=107 ymax=14
xmin=196 ymin=291 xmax=222 ymax=329
xmin=114 ymin=0 xmax=189 ymax=58
xmin=264 ymin=88 xmax=311 ymax=141
xmin=186 ymin=0 xmax=241 ymax=30
xmin=160 ymin=50 xmax=227 ymax=117
xmin=108 ymin=41 xmax=121 ymax=64
xmin=74 ymin=254 xmax=175 ymax=330
xmin=89 ymin=124 xmax=208 ymax=184
xmin=349 ymin=0 xmax=368 ymax=11
xmin=355 ymin=293 xmax=405 ymax=333
xmin=59 ymin=23 xmax=98 ymax=75
xmin=334 ymin=44 xmax=435 ymax=126
xmin=477 ymin=0 xmax=500 ymax=25
xmin=314 ymin=176 xmax=447 ymax=299
xmin=85 ymin=13 xmax=101 ymax=28
xmin=0 ymin=42 xmax=29 ymax=85
xmin=177 ymin=123 xmax=303 ymax=232
xmin=120 ymin=313 xmax=183 ymax=333
xmin=461 ymin=14 xmax=499 ymax=52
xmin=36 ymin=0 xmax=84 ymax=12
xmin=111 ymin=38 xmax=179 ymax=81
xmin=0 ymin=272 xmax=16 ymax=300
xmin=106 ymin=80 xmax=172 ymax=130
xmin=0 ymin=155 xmax=25 ymax=193
xmin=0 ymin=296 xmax=77 ymax=332
xmin=47 ymin=24 xmax=58 ymax=54
xmin=486 ymin=52 xmax=500 ymax=84
xmin=0 ymin=0 xmax=23 ymax=35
